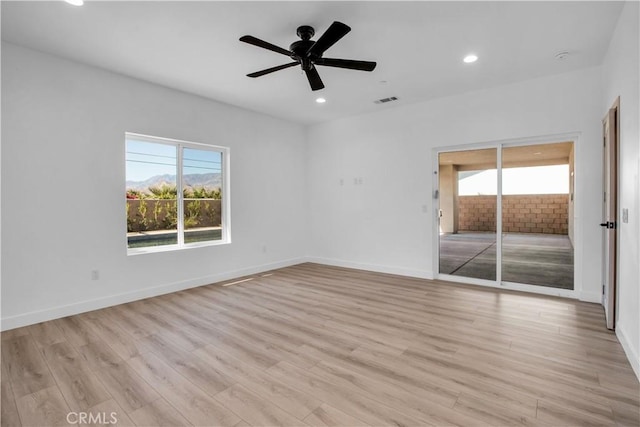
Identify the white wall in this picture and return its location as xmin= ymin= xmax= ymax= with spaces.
xmin=1 ymin=43 xmax=308 ymax=329
xmin=602 ymin=0 xmax=640 ymax=379
xmin=307 ymin=66 xmax=603 ymax=300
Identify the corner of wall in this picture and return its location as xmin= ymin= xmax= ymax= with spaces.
xmin=302 ymin=124 xmax=313 ymax=259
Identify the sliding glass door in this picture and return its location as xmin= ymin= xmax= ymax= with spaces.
xmin=438 ymin=148 xmax=497 ymax=281
xmin=500 ymin=143 xmax=574 ymax=289
xmin=437 ymin=142 xmax=574 ymax=290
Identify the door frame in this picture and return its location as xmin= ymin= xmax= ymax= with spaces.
xmin=601 ymin=97 xmax=620 ymax=330
xmin=433 ymin=132 xmax=581 ymax=299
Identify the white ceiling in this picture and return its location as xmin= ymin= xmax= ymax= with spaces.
xmin=1 ymin=1 xmax=624 ymax=125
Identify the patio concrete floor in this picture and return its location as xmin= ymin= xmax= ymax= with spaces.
xmin=439 ymin=232 xmax=574 ymax=290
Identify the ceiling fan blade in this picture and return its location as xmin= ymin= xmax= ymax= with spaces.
xmin=304 ymin=66 xmax=325 ymax=91
xmin=239 ymin=35 xmax=293 ymax=57
xmin=315 ymin=58 xmax=377 ymax=72
xmin=307 ymin=21 xmax=351 ymax=57
xmin=247 ymin=62 xmax=299 ymax=78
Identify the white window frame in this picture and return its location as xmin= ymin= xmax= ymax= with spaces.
xmin=126 ymin=132 xmax=231 ymax=255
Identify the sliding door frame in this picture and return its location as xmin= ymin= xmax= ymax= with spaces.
xmin=433 ymin=132 xmax=581 ymax=299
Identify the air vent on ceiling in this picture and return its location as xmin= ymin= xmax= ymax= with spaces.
xmin=374 ymin=96 xmax=398 ymax=104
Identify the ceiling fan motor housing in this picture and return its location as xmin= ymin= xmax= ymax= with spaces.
xmin=290 ymin=25 xmax=319 ymax=65
xmin=289 ymin=40 xmax=316 ymax=58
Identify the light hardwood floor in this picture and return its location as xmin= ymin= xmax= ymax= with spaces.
xmin=1 ymin=263 xmax=638 ymax=426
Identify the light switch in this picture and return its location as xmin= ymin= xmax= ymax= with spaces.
xmin=622 ymin=208 xmax=629 ymax=223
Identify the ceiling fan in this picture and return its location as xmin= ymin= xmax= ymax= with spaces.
xmin=240 ymin=21 xmax=377 ymax=91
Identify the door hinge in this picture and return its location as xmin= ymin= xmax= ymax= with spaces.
xmin=602 ymin=284 xmax=605 ymax=295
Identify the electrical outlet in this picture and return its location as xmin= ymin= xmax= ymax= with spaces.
xmin=91 ymin=270 xmax=99 ymax=280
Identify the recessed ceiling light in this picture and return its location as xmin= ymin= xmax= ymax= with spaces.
xmin=533 ymin=152 xmax=542 ymax=155
xmin=554 ymin=51 xmax=570 ymax=60
xmin=463 ymin=54 xmax=478 ymax=64
xmin=315 ymin=97 xmax=326 ymax=104
xmin=65 ymin=0 xmax=84 ymax=5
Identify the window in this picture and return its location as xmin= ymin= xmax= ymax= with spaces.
xmin=125 ymin=133 xmax=229 ymax=253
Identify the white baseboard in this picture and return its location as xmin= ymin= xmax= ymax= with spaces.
xmin=306 ymin=256 xmax=433 ymax=280
xmin=1 ymin=257 xmax=306 ymax=331
xmin=616 ymin=321 xmax=640 ymax=382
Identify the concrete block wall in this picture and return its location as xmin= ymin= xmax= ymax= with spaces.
xmin=458 ymin=195 xmax=497 ymax=232
xmin=458 ymin=194 xmax=568 ymax=234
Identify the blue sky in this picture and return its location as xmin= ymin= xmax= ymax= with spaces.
xmin=126 ymin=139 xmax=221 ymax=182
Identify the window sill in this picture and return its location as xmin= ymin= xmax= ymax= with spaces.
xmin=127 ymin=238 xmax=231 ymax=256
